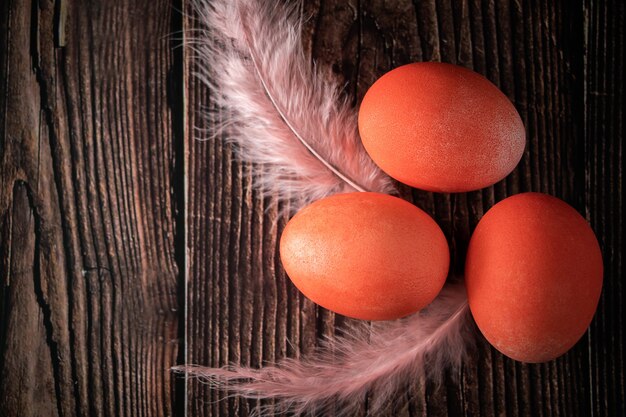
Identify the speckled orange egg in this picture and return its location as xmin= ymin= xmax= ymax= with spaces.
xmin=279 ymin=192 xmax=449 ymax=320
xmin=465 ymin=193 xmax=603 ymax=363
xmin=358 ymin=62 xmax=526 ymax=192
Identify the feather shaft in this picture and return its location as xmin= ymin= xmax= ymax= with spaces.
xmin=174 ymin=284 xmax=472 ymax=416
xmin=238 ymin=15 xmax=367 ymax=193
xmin=191 ymin=0 xmax=393 ymax=212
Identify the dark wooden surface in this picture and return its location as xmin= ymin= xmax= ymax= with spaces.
xmin=0 ymin=0 xmax=623 ymax=416
xmin=0 ymin=0 xmax=182 ymax=416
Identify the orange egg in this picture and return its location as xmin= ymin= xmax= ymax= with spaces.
xmin=279 ymin=192 xmax=449 ymax=320
xmin=358 ymin=62 xmax=526 ymax=192
xmin=465 ymin=193 xmax=603 ymax=363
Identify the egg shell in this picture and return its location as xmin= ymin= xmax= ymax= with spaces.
xmin=358 ymin=62 xmax=526 ymax=192
xmin=465 ymin=193 xmax=603 ymax=363
xmin=279 ymin=192 xmax=449 ymax=320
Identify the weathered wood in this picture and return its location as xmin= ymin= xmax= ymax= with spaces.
xmin=183 ymin=0 xmax=624 ymax=416
xmin=584 ymin=1 xmax=625 ymax=417
xmin=0 ymin=0 xmax=181 ymax=416
xmin=0 ymin=0 xmax=623 ymax=416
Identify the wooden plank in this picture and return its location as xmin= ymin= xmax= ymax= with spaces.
xmin=0 ymin=0 xmax=621 ymax=415
xmin=584 ymin=1 xmax=625 ymax=416
xmin=182 ymin=0 xmax=624 ymax=415
xmin=0 ymin=0 xmax=181 ymax=416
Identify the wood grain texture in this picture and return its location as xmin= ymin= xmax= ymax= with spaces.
xmin=183 ymin=0 xmax=624 ymax=416
xmin=0 ymin=0 xmax=182 ymax=416
xmin=0 ymin=0 xmax=623 ymax=416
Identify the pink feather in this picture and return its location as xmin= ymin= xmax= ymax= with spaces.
xmin=190 ymin=0 xmax=395 ymax=212
xmin=176 ymin=284 xmax=471 ymax=416
xmin=179 ymin=0 xmax=474 ymax=414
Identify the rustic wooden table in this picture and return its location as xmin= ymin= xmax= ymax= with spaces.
xmin=0 ymin=0 xmax=623 ymax=416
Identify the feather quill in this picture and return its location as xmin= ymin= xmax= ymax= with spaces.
xmin=176 ymin=284 xmax=471 ymax=416
xmin=190 ymin=0 xmax=395 ymax=210
xmin=181 ymin=0 xmax=473 ymax=414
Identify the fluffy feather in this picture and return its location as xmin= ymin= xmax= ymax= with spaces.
xmin=191 ymin=0 xmax=395 ymax=211
xmin=174 ymin=284 xmax=471 ymax=416
xmin=182 ymin=0 xmax=473 ymax=414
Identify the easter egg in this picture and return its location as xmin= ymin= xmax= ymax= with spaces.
xmin=465 ymin=193 xmax=603 ymax=363
xmin=358 ymin=62 xmax=526 ymax=192
xmin=279 ymin=192 xmax=449 ymax=320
